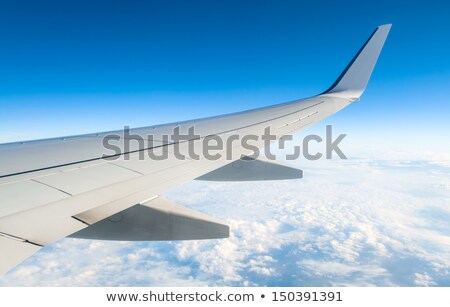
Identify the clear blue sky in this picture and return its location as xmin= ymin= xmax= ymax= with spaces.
xmin=0 ymin=0 xmax=449 ymax=151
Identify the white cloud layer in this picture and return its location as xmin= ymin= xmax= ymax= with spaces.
xmin=1 ymin=153 xmax=449 ymax=286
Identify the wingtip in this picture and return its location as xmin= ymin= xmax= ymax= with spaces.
xmin=378 ymin=24 xmax=392 ymax=30
xmin=322 ymin=24 xmax=391 ymax=98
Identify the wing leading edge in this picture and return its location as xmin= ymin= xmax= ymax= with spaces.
xmin=0 ymin=25 xmax=391 ymax=275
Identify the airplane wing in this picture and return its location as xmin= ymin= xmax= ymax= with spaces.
xmin=0 ymin=24 xmax=391 ymax=274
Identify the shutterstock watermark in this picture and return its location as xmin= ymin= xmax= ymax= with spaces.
xmin=102 ymin=125 xmax=347 ymax=161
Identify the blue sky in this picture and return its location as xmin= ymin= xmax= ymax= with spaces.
xmin=0 ymin=0 xmax=449 ymax=152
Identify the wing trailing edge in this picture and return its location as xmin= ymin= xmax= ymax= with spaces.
xmin=195 ymin=157 xmax=302 ymax=181
xmin=0 ymin=236 xmax=41 ymax=275
xmin=69 ymin=196 xmax=229 ymax=241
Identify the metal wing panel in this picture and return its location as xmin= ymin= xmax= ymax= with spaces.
xmin=109 ymin=147 xmax=188 ymax=175
xmin=0 ymin=96 xmax=324 ymax=179
xmin=70 ymin=196 xmax=229 ymax=241
xmin=0 ymin=96 xmax=348 ymax=260
xmin=33 ymin=163 xmax=141 ymax=195
xmin=0 ymin=155 xmax=226 ymax=245
xmin=0 ymin=180 xmax=69 ymax=218
xmin=0 ymin=236 xmax=41 ymax=275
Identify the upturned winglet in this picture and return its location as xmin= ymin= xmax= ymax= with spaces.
xmin=323 ymin=24 xmax=391 ymax=99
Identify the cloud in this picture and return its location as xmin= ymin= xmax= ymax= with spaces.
xmin=1 ymin=154 xmax=449 ymax=286
xmin=414 ymin=273 xmax=436 ymax=287
xmin=298 ymin=259 xmax=386 ymax=276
